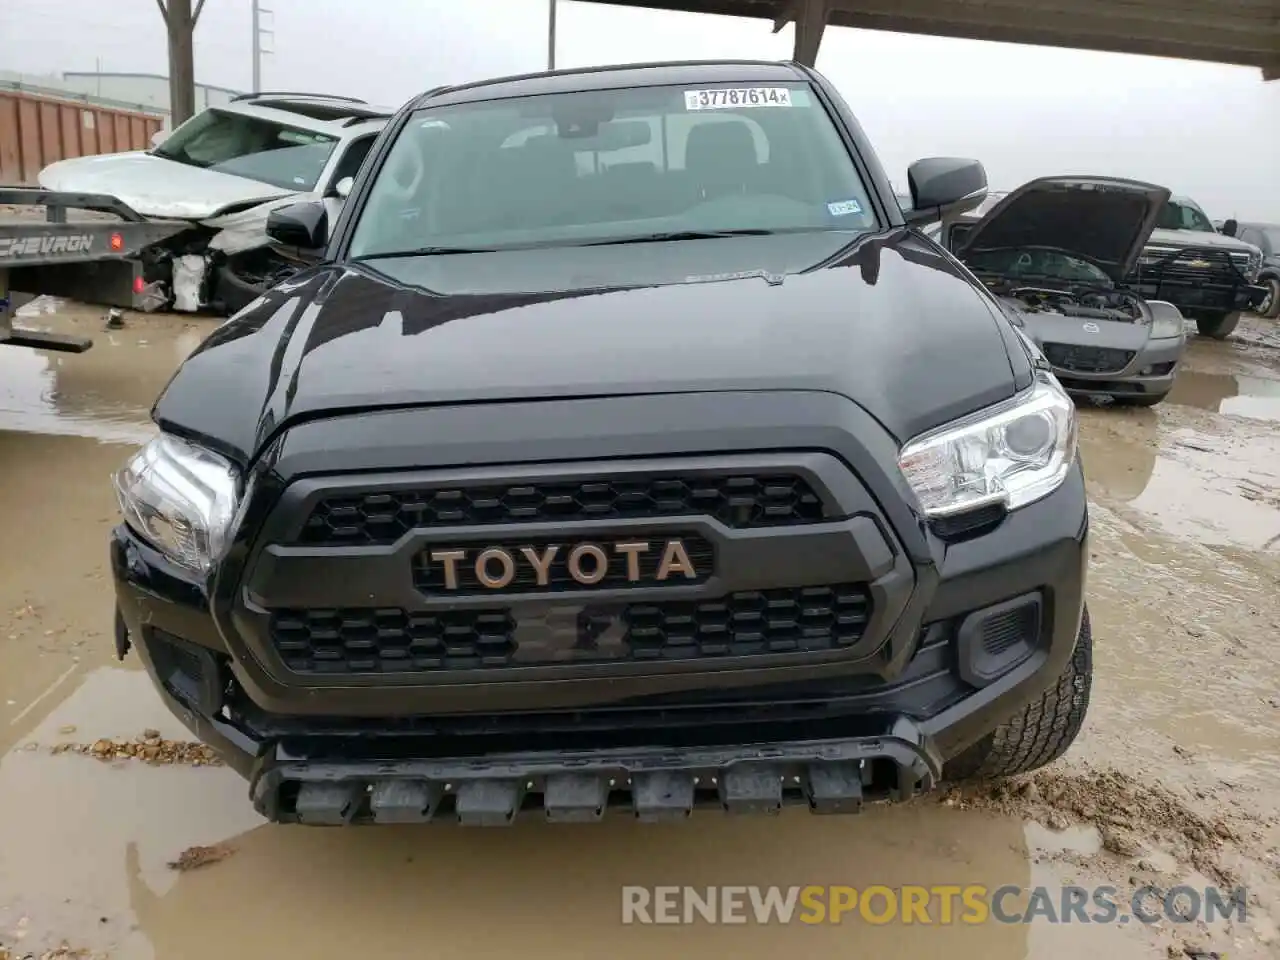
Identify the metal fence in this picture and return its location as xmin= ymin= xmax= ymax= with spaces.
xmin=0 ymin=81 xmax=164 ymax=184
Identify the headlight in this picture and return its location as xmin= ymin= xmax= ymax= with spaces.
xmin=1150 ymin=311 xmax=1184 ymax=339
xmin=113 ymin=433 xmax=240 ymax=576
xmin=898 ymin=370 xmax=1077 ymax=517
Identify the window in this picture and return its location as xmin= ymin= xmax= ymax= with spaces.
xmin=1156 ymin=199 xmax=1214 ymax=233
xmin=1240 ymin=228 xmax=1264 ymax=251
xmin=152 ymin=108 xmax=339 ymax=192
xmin=963 ymin=247 xmax=1113 ymax=286
xmin=349 ymin=82 xmax=875 ymax=258
xmin=330 ymin=135 xmax=377 ymax=187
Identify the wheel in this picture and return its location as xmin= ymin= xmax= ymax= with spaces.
xmin=1195 ymin=312 xmax=1241 ymax=340
xmin=215 ymin=262 xmax=265 ymax=316
xmin=1115 ymin=393 xmax=1166 ymax=408
xmin=1259 ymin=277 xmax=1280 ymax=320
xmin=944 ymin=605 xmax=1093 ymax=782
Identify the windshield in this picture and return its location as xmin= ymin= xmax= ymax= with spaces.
xmin=348 ymin=82 xmax=876 ymax=257
xmin=1156 ymin=199 xmax=1214 ymax=233
xmin=152 ymin=108 xmax=338 ymax=192
xmin=963 ymin=246 xmax=1114 ymax=286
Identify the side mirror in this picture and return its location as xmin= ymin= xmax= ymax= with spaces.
xmin=1222 ymin=218 xmax=1238 ymax=237
xmin=150 ymin=129 xmax=167 ymax=148
xmin=902 ymin=158 xmax=988 ymax=226
xmin=266 ymin=201 xmax=329 ymax=256
xmin=332 ymin=176 xmax=355 ymax=200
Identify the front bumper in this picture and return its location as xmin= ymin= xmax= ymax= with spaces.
xmin=1131 ymin=251 xmax=1267 ymax=314
xmin=1045 ymin=335 xmax=1185 ymax=399
xmin=251 ymin=723 xmax=938 ymax=824
xmin=112 ymin=390 xmax=1089 ymax=823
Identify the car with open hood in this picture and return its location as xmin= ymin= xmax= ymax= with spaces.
xmin=937 ymin=175 xmax=1186 ymax=407
xmin=36 ymin=92 xmax=391 ymax=315
xmin=109 ymin=60 xmax=1094 ymax=827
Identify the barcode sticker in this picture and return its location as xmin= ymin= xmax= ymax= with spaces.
xmin=827 ymin=199 xmax=864 ymax=217
xmin=683 ymin=88 xmax=794 ymax=110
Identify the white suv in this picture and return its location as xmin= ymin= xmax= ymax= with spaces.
xmin=38 ymin=92 xmax=393 ymax=313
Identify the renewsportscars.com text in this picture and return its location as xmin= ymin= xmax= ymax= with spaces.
xmin=621 ymin=884 xmax=1247 ymax=925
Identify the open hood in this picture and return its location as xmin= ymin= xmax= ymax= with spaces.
xmin=955 ymin=176 xmax=1171 ymax=282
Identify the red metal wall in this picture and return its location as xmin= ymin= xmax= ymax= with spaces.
xmin=0 ymin=89 xmax=164 ymax=185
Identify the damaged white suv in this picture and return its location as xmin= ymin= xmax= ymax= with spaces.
xmin=38 ymin=92 xmax=391 ymax=314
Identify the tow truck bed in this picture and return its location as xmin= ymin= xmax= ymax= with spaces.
xmin=0 ymin=187 xmax=189 ymax=353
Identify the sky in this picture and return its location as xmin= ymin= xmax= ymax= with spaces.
xmin=3 ymin=0 xmax=1278 ymax=220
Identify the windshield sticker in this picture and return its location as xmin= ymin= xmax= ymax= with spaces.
xmin=683 ymin=88 xmax=794 ymax=110
xmin=827 ymin=199 xmax=863 ymax=217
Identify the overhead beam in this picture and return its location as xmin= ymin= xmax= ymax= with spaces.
xmin=574 ymin=0 xmax=1280 ymax=76
xmin=824 ymin=5 xmax=1279 ymax=69
xmin=821 ymin=0 xmax=1279 ymax=62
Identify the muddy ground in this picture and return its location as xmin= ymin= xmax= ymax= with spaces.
xmin=1 ymin=299 xmax=1277 ymax=960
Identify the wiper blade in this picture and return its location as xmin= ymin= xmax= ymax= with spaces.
xmin=354 ymin=247 xmax=498 ymax=261
xmin=577 ymin=229 xmax=780 ymax=247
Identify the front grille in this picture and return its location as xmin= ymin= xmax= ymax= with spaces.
xmin=411 ymin=533 xmax=715 ymax=595
xmin=1042 ymin=343 xmax=1134 ymax=375
xmin=269 ymin=584 xmax=872 ymax=674
xmin=298 ymin=473 xmax=825 ymax=546
xmin=1136 ymin=246 xmax=1254 ymax=282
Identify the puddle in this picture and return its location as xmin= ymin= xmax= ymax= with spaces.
xmin=0 ymin=670 xmax=1046 ymax=959
xmin=1167 ymin=368 xmax=1280 ymax=423
xmin=1127 ymin=428 xmax=1280 ymax=554
xmin=0 ymin=429 xmax=134 ymax=751
xmin=0 ymin=669 xmax=261 ymax=955
xmin=1 ymin=296 xmax=210 ymax=445
xmin=1077 ymin=408 xmax=1159 ymax=503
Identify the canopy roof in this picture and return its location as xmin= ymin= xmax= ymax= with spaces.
xmin=576 ymin=0 xmax=1279 ymax=79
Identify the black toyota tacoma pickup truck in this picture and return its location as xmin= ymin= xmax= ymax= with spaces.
xmin=111 ymin=60 xmax=1091 ymax=826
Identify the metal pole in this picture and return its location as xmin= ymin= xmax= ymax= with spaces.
xmin=252 ymin=0 xmax=261 ymax=92
xmin=548 ymin=0 xmax=557 ymax=71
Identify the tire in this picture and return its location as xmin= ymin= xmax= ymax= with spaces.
xmin=944 ymin=605 xmax=1093 ymax=783
xmin=1259 ymin=277 xmax=1280 ymax=320
xmin=1195 ymin=312 xmax=1241 ymax=340
xmin=1115 ymin=393 xmax=1166 ymax=408
xmin=215 ymin=262 xmax=266 ymax=316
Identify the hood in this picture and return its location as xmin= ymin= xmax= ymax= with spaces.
xmin=955 ymin=176 xmax=1170 ymax=282
xmin=152 ymin=231 xmax=1029 ymax=463
xmin=38 ymin=151 xmax=296 ymax=220
xmin=1145 ymin=227 xmax=1261 ymax=252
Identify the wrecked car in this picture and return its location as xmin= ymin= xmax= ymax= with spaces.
xmin=111 ymin=59 xmax=1094 ymax=827
xmin=37 ymin=92 xmax=390 ymax=315
xmin=1128 ymin=193 xmax=1265 ymax=340
xmin=938 ymin=176 xmax=1188 ymax=407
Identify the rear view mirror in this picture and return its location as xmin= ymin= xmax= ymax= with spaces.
xmin=266 ymin=201 xmax=329 ymax=258
xmin=902 ymin=158 xmax=988 ymax=226
xmin=560 ymin=119 xmax=652 ymax=149
xmin=333 ymin=176 xmax=355 ymax=200
xmin=1222 ymin=218 xmax=1238 ymax=237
